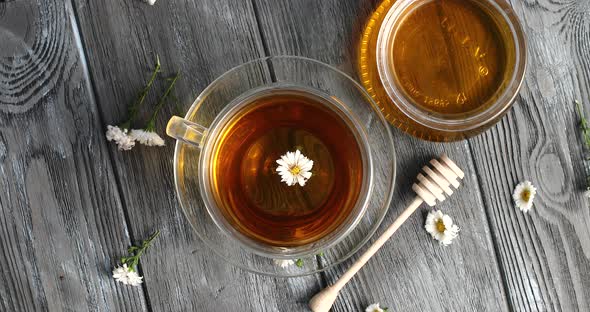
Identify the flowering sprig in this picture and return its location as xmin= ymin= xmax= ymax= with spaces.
xmin=106 ymin=55 xmax=180 ymax=150
xmin=121 ymin=230 xmax=160 ymax=269
xmin=113 ymin=230 xmax=160 ymax=286
xmin=129 ymin=73 xmax=180 ymax=147
xmin=575 ymin=100 xmax=590 ymax=197
xmin=274 ymin=253 xmax=324 ymax=269
xmin=106 ymin=56 xmax=161 ymax=150
xmin=112 ymin=264 xmax=143 ymax=286
xmin=273 ymin=258 xmax=304 ymax=269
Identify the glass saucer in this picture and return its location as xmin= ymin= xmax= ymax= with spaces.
xmin=174 ymin=56 xmax=396 ymax=277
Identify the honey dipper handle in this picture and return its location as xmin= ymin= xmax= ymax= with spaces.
xmin=333 ymin=196 xmax=423 ymax=288
xmin=309 ymin=196 xmax=424 ymax=312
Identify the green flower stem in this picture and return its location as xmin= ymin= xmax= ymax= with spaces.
xmin=575 ymin=100 xmax=590 ymax=189
xmin=575 ymin=100 xmax=590 ymax=150
xmin=121 ymin=230 xmax=160 ymax=272
xmin=145 ymin=72 xmax=180 ymax=132
xmin=120 ymin=56 xmax=161 ymax=130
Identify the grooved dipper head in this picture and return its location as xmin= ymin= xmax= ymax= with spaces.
xmin=412 ymin=155 xmax=465 ymax=207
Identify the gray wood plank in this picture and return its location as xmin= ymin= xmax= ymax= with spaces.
xmin=0 ymin=0 xmax=147 ymax=311
xmin=467 ymin=0 xmax=590 ymax=311
xmin=253 ymin=0 xmax=510 ymax=311
xmin=70 ymin=0 xmax=321 ymax=310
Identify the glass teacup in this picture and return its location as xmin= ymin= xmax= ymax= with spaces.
xmin=167 ymin=56 xmax=396 ymax=276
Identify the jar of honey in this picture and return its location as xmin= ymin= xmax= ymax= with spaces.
xmin=359 ymin=0 xmax=527 ymax=141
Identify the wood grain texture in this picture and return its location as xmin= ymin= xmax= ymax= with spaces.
xmin=253 ymin=0 xmax=509 ymax=311
xmin=0 ymin=0 xmax=146 ymax=311
xmin=70 ymin=0 xmax=321 ymax=310
xmin=4 ymin=0 xmax=590 ymax=311
xmin=467 ymin=0 xmax=590 ymax=311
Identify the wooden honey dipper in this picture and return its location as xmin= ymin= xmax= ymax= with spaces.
xmin=309 ymin=155 xmax=465 ymax=312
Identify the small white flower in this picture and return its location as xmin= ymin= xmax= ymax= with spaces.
xmin=276 ymin=150 xmax=313 ymax=186
xmin=106 ymin=125 xmax=136 ymax=151
xmin=144 ymin=0 xmax=156 ymax=5
xmin=366 ymin=303 xmax=385 ymax=312
xmin=112 ymin=264 xmax=143 ymax=286
xmin=425 ymin=210 xmax=460 ymax=246
xmin=273 ymin=259 xmax=295 ymax=268
xmin=513 ymin=181 xmax=537 ymax=213
xmin=126 ymin=271 xmax=144 ymax=286
xmin=130 ymin=129 xmax=165 ymax=147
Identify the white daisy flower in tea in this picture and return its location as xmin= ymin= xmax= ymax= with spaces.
xmin=130 ymin=129 xmax=166 ymax=147
xmin=276 ymin=150 xmax=314 ymax=186
xmin=366 ymin=303 xmax=387 ymax=312
xmin=513 ymin=181 xmax=537 ymax=213
xmin=274 ymin=259 xmax=295 ymax=268
xmin=112 ymin=264 xmax=144 ymax=286
xmin=106 ymin=125 xmax=136 ymax=151
xmin=425 ymin=210 xmax=460 ymax=246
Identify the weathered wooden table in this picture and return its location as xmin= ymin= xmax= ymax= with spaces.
xmin=1 ymin=0 xmax=589 ymax=311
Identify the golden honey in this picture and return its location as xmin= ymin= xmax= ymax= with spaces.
xmin=359 ymin=0 xmax=526 ymax=141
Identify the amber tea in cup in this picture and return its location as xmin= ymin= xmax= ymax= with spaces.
xmin=167 ymin=85 xmax=372 ymax=256
xmin=168 ymin=57 xmax=396 ymax=275
xmin=208 ymin=88 xmax=366 ymax=247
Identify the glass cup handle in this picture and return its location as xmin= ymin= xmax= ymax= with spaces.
xmin=166 ymin=116 xmax=208 ymax=148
